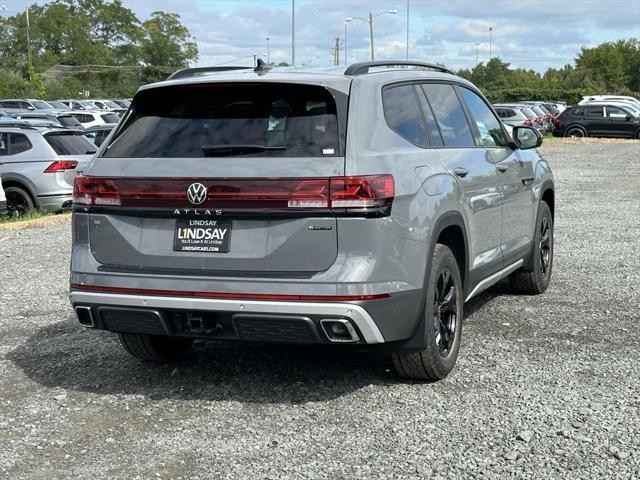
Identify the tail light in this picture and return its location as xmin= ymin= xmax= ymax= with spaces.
xmin=553 ymin=117 xmax=561 ymax=125
xmin=44 ymin=160 xmax=78 ymax=173
xmin=523 ymin=119 xmax=533 ymax=125
xmin=535 ymin=117 xmax=542 ymax=123
xmin=73 ymin=175 xmax=395 ymax=215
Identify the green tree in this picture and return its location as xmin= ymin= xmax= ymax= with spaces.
xmin=140 ymin=12 xmax=198 ymax=67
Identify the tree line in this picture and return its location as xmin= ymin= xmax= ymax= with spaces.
xmin=0 ymin=0 xmax=198 ymax=98
xmin=0 ymin=1 xmax=638 ymax=103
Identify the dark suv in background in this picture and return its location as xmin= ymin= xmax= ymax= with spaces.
xmin=554 ymin=103 xmax=640 ymax=138
xmin=69 ymin=60 xmax=555 ymax=381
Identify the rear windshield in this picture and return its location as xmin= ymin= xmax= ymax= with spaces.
xmin=58 ymin=115 xmax=82 ymax=127
xmin=101 ymin=113 xmax=119 ymax=123
xmin=103 ymin=83 xmax=344 ymax=158
xmin=45 ymin=132 xmax=97 ymax=155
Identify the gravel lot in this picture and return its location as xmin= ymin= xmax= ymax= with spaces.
xmin=1 ymin=138 xmax=639 ymax=479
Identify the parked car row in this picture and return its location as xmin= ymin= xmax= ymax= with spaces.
xmin=0 ymin=98 xmax=122 ymax=216
xmin=493 ymin=101 xmax=566 ymax=135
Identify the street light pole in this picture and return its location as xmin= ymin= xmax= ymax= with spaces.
xmin=475 ymin=42 xmax=479 ymax=66
xmin=266 ymin=36 xmax=270 ymax=65
xmin=406 ymin=0 xmax=409 ymax=60
xmin=368 ymin=12 xmax=375 ymax=61
xmin=344 ymin=20 xmax=348 ymax=65
xmin=291 ymin=0 xmax=295 ymax=66
xmin=489 ymin=27 xmax=493 ymax=61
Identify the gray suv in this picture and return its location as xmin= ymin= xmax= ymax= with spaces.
xmin=69 ymin=61 xmax=555 ymax=380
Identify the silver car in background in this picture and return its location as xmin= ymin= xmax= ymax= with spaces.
xmin=0 ymin=123 xmax=96 ymax=215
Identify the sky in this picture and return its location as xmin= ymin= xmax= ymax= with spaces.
xmin=2 ymin=0 xmax=640 ymax=72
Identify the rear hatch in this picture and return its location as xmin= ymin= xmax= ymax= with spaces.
xmin=77 ymin=81 xmax=352 ymax=276
xmin=43 ymin=130 xmax=96 ymax=184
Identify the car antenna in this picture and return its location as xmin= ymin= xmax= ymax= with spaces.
xmin=254 ymin=57 xmax=270 ymax=75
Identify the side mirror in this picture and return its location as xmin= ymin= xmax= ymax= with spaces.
xmin=625 ymin=115 xmax=631 ymax=121
xmin=26 ymin=106 xmax=35 ymax=110
xmin=512 ymin=125 xmax=543 ymax=150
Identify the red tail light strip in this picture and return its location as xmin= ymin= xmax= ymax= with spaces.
xmin=44 ymin=160 xmax=78 ymax=173
xmin=70 ymin=283 xmax=390 ymax=302
xmin=73 ymin=175 xmax=395 ymax=210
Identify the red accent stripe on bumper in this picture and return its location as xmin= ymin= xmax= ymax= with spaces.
xmin=69 ymin=283 xmax=390 ymax=302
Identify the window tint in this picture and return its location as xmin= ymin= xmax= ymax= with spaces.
xmin=45 ymin=133 xmax=97 ymax=155
xmin=10 ymin=133 xmax=32 ymax=154
xmin=586 ymin=106 xmax=603 ymax=117
xmin=72 ymin=113 xmax=94 ymax=123
xmin=31 ymin=100 xmax=52 ymax=110
xmin=605 ymin=106 xmax=629 ymax=118
xmin=104 ymin=83 xmax=343 ymax=158
xmin=459 ymin=88 xmax=508 ymax=147
xmin=571 ymin=107 xmax=583 ymax=116
xmin=2 ymin=101 xmax=19 ymax=109
xmin=58 ymin=115 xmax=82 ymax=127
xmin=382 ymin=85 xmax=428 ymax=147
xmin=416 ymin=90 xmax=444 ymax=146
xmin=421 ymin=84 xmax=474 ymax=147
xmin=101 ymin=113 xmax=119 ymax=123
xmin=0 ymin=133 xmax=8 ymax=155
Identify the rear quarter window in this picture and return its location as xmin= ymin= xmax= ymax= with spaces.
xmin=103 ymin=83 xmax=345 ymax=158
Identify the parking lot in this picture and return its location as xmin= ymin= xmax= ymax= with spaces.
xmin=0 ymin=138 xmax=638 ymax=479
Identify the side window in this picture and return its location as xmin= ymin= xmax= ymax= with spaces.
xmin=572 ymin=107 xmax=583 ymax=116
xmin=421 ymin=83 xmax=474 ymax=147
xmin=459 ymin=87 xmax=508 ymax=147
xmin=10 ymin=133 xmax=32 ymax=154
xmin=605 ymin=106 xmax=628 ymax=119
xmin=382 ymin=85 xmax=429 ymax=147
xmin=0 ymin=133 xmax=8 ymax=155
xmin=505 ymin=109 xmax=517 ymax=118
xmin=586 ymin=106 xmax=603 ymax=117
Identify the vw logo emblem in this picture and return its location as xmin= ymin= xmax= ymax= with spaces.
xmin=187 ymin=183 xmax=207 ymax=205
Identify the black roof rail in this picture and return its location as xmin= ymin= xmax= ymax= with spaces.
xmin=344 ymin=61 xmax=454 ymax=76
xmin=167 ymin=66 xmax=253 ymax=81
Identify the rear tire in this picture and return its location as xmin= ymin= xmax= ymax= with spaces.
xmin=118 ymin=333 xmax=193 ymax=362
xmin=509 ymin=201 xmax=553 ymax=294
xmin=391 ymin=244 xmax=463 ymax=381
xmin=5 ymin=186 xmax=35 ymax=216
xmin=566 ymin=126 xmax=586 ymax=138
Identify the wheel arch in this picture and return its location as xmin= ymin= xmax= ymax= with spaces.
xmin=393 ymin=210 xmax=469 ymax=352
xmin=1 ymin=176 xmax=38 ymax=208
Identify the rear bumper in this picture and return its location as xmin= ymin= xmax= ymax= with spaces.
xmin=37 ymin=193 xmax=73 ymax=212
xmin=70 ymin=290 xmax=388 ymax=344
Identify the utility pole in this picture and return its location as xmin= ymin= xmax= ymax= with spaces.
xmin=334 ymin=37 xmax=340 ymax=66
xmin=368 ymin=12 xmax=375 ymax=61
xmin=406 ymin=0 xmax=409 ymax=60
xmin=291 ymin=0 xmax=295 ymax=66
xmin=26 ymin=6 xmax=32 ymax=81
xmin=266 ymin=36 xmax=270 ymax=65
xmin=344 ymin=21 xmax=348 ymax=66
xmin=475 ymin=43 xmax=479 ymax=66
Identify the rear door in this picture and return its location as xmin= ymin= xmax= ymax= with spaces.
xmin=420 ymin=82 xmax=504 ymax=277
xmin=583 ymin=106 xmax=606 ymax=135
xmin=458 ymin=87 xmax=534 ymax=266
xmin=83 ymin=82 xmax=347 ymax=275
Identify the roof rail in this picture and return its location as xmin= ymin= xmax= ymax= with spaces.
xmin=344 ymin=61 xmax=454 ymax=76
xmin=167 ymin=66 xmax=253 ymax=81
xmin=0 ymin=121 xmax=38 ymax=130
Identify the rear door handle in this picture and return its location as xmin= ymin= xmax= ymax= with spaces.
xmin=497 ymin=164 xmax=508 ymax=173
xmin=453 ymin=167 xmax=469 ymax=178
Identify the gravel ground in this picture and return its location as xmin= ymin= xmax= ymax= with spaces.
xmin=1 ymin=138 xmax=639 ymax=479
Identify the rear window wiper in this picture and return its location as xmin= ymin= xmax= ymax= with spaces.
xmin=201 ymin=144 xmax=286 ymax=156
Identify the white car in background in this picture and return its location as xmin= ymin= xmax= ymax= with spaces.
xmin=67 ymin=110 xmax=120 ymax=128
xmin=579 ymin=95 xmax=640 ymax=109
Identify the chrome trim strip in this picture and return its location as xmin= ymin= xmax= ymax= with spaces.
xmin=69 ymin=291 xmax=386 ymax=344
xmin=465 ymin=259 xmax=524 ymax=302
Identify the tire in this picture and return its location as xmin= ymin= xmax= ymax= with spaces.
xmin=118 ymin=333 xmax=193 ymax=362
xmin=5 ymin=186 xmax=35 ymax=216
xmin=391 ymin=244 xmax=463 ymax=381
xmin=509 ymin=201 xmax=553 ymax=295
xmin=566 ymin=126 xmax=586 ymax=138
xmin=635 ymin=129 xmax=640 ymax=140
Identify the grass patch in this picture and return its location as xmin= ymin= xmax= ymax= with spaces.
xmin=0 ymin=211 xmax=71 ymax=229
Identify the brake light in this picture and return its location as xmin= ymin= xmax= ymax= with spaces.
xmin=535 ymin=117 xmax=542 ymax=123
xmin=524 ymin=119 xmax=533 ymax=125
xmin=44 ymin=160 xmax=78 ymax=173
xmin=73 ymin=175 xmax=395 ymax=213
xmin=553 ymin=117 xmax=561 ymax=125
xmin=73 ymin=176 xmax=121 ymax=206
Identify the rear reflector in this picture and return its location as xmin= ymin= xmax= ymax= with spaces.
xmin=70 ymin=283 xmax=390 ymax=302
xmin=73 ymin=175 xmax=394 ymax=212
xmin=44 ymin=160 xmax=78 ymax=173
